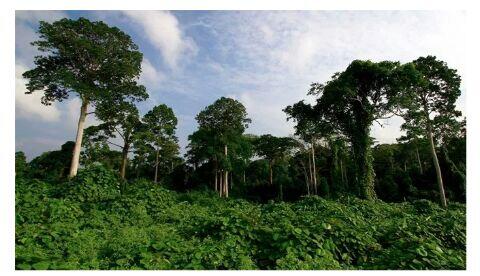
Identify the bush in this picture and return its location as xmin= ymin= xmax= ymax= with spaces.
xmin=15 ymin=175 xmax=466 ymax=270
xmin=65 ymin=164 xmax=121 ymax=202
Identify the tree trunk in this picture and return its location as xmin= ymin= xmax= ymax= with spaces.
xmin=224 ymin=145 xmax=228 ymax=197
xmin=219 ymin=171 xmax=223 ymax=197
xmin=242 ymin=159 xmax=246 ymax=184
xmin=68 ymin=99 xmax=88 ymax=178
xmin=224 ymin=170 xmax=229 ymax=198
xmin=154 ymin=148 xmax=159 ymax=183
xmin=311 ymin=139 xmax=318 ymax=195
xmin=214 ymin=159 xmax=218 ymax=191
xmin=302 ymin=163 xmax=310 ymax=196
xmin=427 ymin=124 xmax=447 ymax=208
xmin=352 ymin=127 xmax=376 ymax=200
xmin=214 ymin=169 xmax=218 ymax=192
xmin=308 ymin=152 xmax=313 ymax=193
xmin=120 ymin=143 xmax=129 ymax=179
xmin=443 ymin=147 xmax=466 ymax=197
xmin=415 ymin=145 xmax=423 ymax=174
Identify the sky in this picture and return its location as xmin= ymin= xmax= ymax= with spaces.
xmin=15 ymin=10 xmax=466 ymax=160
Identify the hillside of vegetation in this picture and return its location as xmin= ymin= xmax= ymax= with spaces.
xmin=15 ymin=165 xmax=465 ymax=270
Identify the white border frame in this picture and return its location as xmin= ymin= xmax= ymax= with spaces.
xmin=2 ymin=1 xmax=479 ymax=275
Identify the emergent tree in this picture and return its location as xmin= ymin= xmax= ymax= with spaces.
xmin=22 ymin=17 xmax=147 ymax=178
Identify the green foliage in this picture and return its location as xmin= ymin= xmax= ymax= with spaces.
xmin=66 ymin=164 xmax=121 ymax=202
xmin=16 ymin=174 xmax=465 ymax=270
xmin=15 ymin=151 xmax=28 ymax=176
xmin=22 ymin=17 xmax=147 ymax=105
xmin=28 ymin=141 xmax=74 ymax=181
xmin=81 ymin=141 xmax=122 ymax=170
xmin=311 ymin=60 xmax=403 ymax=200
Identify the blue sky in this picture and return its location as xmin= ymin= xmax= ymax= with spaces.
xmin=15 ymin=10 xmax=466 ymax=160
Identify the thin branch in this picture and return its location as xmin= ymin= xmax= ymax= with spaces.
xmin=113 ymin=125 xmax=125 ymax=140
xmin=106 ymin=140 xmax=123 ymax=149
xmin=374 ymin=119 xmax=385 ymax=128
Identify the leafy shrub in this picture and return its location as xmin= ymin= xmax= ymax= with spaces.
xmin=65 ymin=164 xmax=121 ymax=202
xmin=15 ymin=176 xmax=466 ymax=270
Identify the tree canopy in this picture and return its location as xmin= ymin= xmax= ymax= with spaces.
xmin=22 ymin=17 xmax=148 ymax=178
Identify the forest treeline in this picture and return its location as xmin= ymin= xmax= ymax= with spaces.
xmin=16 ymin=17 xmax=466 ymax=206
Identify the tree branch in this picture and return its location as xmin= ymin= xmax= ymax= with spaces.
xmin=106 ymin=140 xmax=123 ymax=149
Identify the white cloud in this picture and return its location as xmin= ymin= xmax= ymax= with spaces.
xmin=15 ymin=11 xmax=467 ymax=157
xmin=16 ymin=10 xmax=68 ymax=25
xmin=139 ymin=58 xmax=165 ymax=89
xmin=123 ymin=11 xmax=197 ymax=69
xmin=371 ymin=116 xmax=406 ymax=145
xmin=199 ymin=11 xmax=466 ymax=144
xmin=15 ymin=11 xmax=69 ymax=66
xmin=237 ymin=92 xmax=295 ymax=137
xmin=15 ymin=63 xmax=61 ymax=122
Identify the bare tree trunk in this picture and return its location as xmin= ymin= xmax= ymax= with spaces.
xmin=415 ymin=145 xmax=423 ymax=174
xmin=443 ymin=146 xmax=466 ymax=196
xmin=154 ymin=148 xmax=159 ymax=183
xmin=224 ymin=170 xmax=229 ymax=198
xmin=308 ymin=152 xmax=313 ymax=193
xmin=120 ymin=143 xmax=129 ymax=179
xmin=214 ymin=169 xmax=218 ymax=192
xmin=427 ymin=123 xmax=447 ymax=208
xmin=224 ymin=145 xmax=228 ymax=197
xmin=302 ymin=164 xmax=310 ymax=196
xmin=69 ymin=99 xmax=88 ymax=178
xmin=219 ymin=171 xmax=223 ymax=197
xmin=311 ymin=139 xmax=318 ymax=195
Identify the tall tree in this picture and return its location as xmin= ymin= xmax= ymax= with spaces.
xmin=328 ymin=136 xmax=350 ymax=196
xmin=399 ymin=56 xmax=462 ymax=207
xmin=83 ymin=101 xmax=142 ymax=179
xmin=141 ymin=104 xmax=178 ymax=183
xmin=22 ymin=17 xmax=147 ymax=178
xmin=193 ymin=97 xmax=251 ymax=197
xmin=253 ymin=135 xmax=297 ymax=187
xmin=397 ymin=118 xmax=426 ymax=174
xmin=284 ymin=100 xmax=333 ymax=195
xmin=312 ymin=60 xmax=402 ymax=199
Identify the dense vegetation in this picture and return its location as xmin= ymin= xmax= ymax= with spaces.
xmin=16 ymin=17 xmax=466 ymax=270
xmin=16 ymin=165 xmax=465 ymax=270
